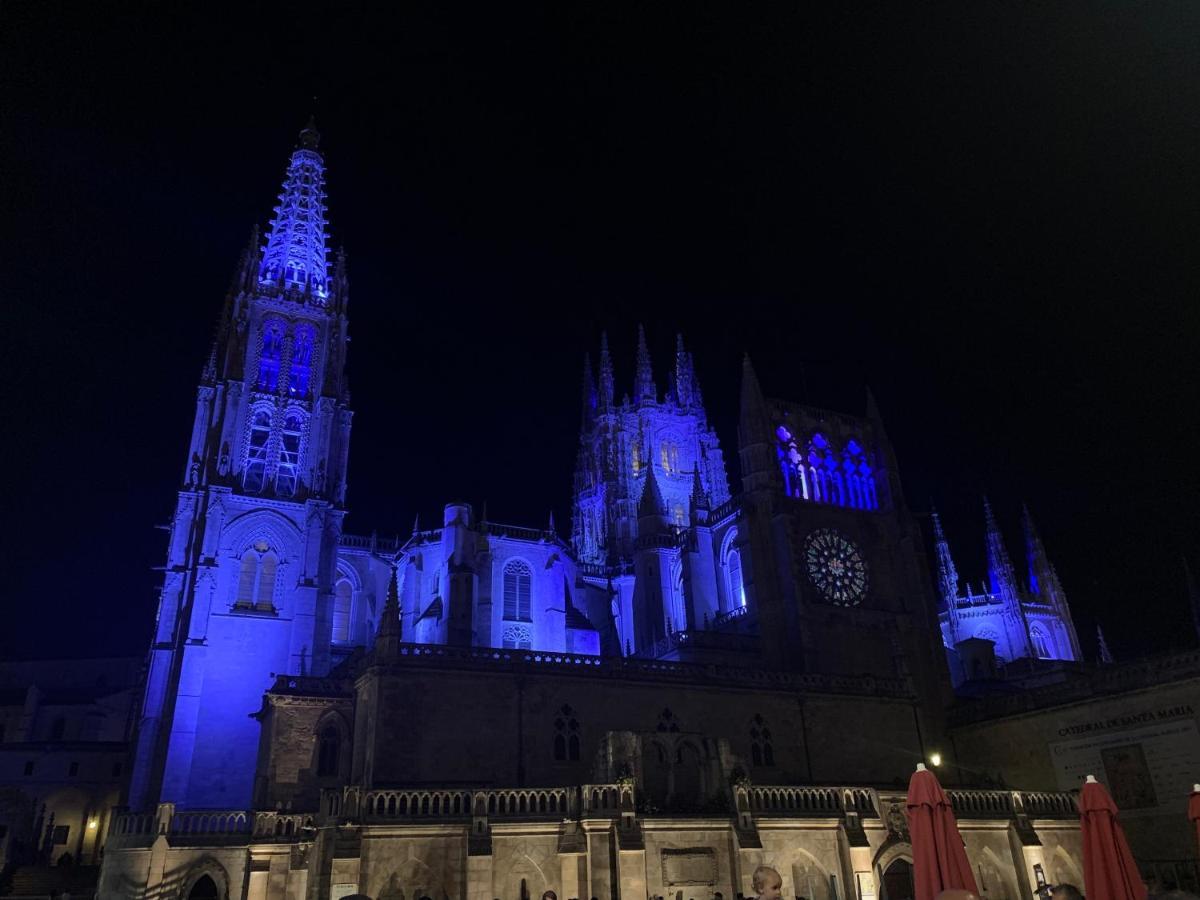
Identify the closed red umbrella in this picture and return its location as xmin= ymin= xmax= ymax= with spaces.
xmin=1079 ymin=776 xmax=1147 ymax=900
xmin=1188 ymin=784 xmax=1200 ymax=859
xmin=906 ymin=764 xmax=979 ymax=900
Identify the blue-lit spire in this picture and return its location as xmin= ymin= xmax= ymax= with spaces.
xmin=983 ymin=497 xmax=1018 ymax=600
xmin=931 ymin=507 xmax=960 ymax=610
xmin=259 ymin=118 xmax=331 ymax=299
xmin=634 ymin=324 xmax=656 ymax=406
xmin=580 ymin=352 xmax=597 ymax=429
xmin=672 ymin=333 xmax=693 ymax=408
xmin=598 ymin=332 xmax=615 ymax=410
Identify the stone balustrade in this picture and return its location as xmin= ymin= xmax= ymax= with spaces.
xmin=105 ymin=782 xmax=1074 ymax=853
xmin=740 ymin=785 xmax=1076 ymax=822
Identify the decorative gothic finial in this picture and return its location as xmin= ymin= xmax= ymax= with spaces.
xmin=548 ymin=509 xmax=557 ymax=535
xmin=374 ymin=567 xmax=402 ymax=658
xmin=299 ymin=115 xmax=321 ymax=150
xmin=412 ymin=513 xmax=420 ymax=536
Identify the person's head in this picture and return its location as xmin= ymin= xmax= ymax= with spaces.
xmin=751 ymin=866 xmax=782 ymax=900
xmin=1050 ymin=885 xmax=1083 ymax=900
xmin=542 ymin=891 xmax=557 ymax=900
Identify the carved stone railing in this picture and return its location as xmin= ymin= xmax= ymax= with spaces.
xmin=711 ymin=604 xmax=749 ymax=630
xmin=708 ymin=495 xmax=740 ymax=524
xmin=1017 ymin=790 xmax=1079 ymax=818
xmin=252 ymin=811 xmax=317 ymax=839
xmin=745 ymin=785 xmax=845 ymax=816
xmin=740 ymin=786 xmax=1076 ymax=824
xmin=339 ymin=533 xmax=400 ymax=554
xmin=167 ymin=810 xmax=252 ymax=845
xmin=358 ymin=784 xmax=628 ymax=824
xmin=577 ymin=560 xmax=635 ymax=579
xmin=945 ymin=789 xmax=1015 ymax=818
xmin=106 ymin=810 xmax=159 ymax=848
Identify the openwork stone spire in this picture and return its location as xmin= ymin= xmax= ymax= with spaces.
xmin=259 ymin=117 xmax=331 ymax=299
xmin=931 ymin=507 xmax=960 ymax=611
xmin=634 ymin=324 xmax=656 ymax=406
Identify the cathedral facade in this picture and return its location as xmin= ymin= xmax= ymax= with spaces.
xmin=99 ymin=125 xmax=1090 ymax=900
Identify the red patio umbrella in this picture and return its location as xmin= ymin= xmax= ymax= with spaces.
xmin=1188 ymin=784 xmax=1200 ymax=859
xmin=1079 ymin=776 xmax=1147 ymax=900
xmin=906 ymin=764 xmax=979 ymax=900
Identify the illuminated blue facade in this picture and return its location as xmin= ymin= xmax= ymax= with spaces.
xmin=129 ymin=122 xmax=371 ymax=811
xmin=935 ymin=501 xmax=1081 ymax=683
xmin=130 ymin=124 xmax=1055 ymax=818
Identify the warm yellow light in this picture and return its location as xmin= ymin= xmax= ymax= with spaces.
xmin=87 ymin=819 xmax=98 ymax=830
xmin=929 ymin=753 xmax=943 ymax=767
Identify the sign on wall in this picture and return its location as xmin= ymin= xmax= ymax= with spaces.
xmin=1049 ymin=705 xmax=1199 ymax=817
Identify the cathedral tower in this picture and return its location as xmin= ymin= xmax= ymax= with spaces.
xmin=129 ymin=121 xmax=353 ymax=810
xmin=571 ymin=329 xmax=730 ymax=565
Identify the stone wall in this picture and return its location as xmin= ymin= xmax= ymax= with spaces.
xmin=97 ymin=788 xmax=1082 ymax=900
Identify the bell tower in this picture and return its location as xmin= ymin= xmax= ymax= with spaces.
xmin=129 ymin=121 xmax=354 ymax=810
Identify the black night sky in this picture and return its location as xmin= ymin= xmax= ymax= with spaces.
xmin=2 ymin=5 xmax=1198 ymax=662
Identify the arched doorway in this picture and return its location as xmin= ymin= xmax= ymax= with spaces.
xmin=881 ymin=860 xmax=914 ymax=900
xmin=189 ymin=874 xmax=219 ymax=899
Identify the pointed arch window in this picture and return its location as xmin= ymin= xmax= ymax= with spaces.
xmin=631 ymin=443 xmax=642 ymax=477
xmin=1030 ymin=626 xmax=1053 ymax=659
xmin=275 ymin=412 xmax=304 ymax=497
xmin=502 ymin=559 xmax=532 ymax=622
xmin=287 ymin=324 xmax=315 ymax=398
xmin=316 ymin=724 xmax=340 ymax=777
xmin=723 ymin=530 xmax=746 ymax=610
xmin=256 ymin=319 xmax=285 ymax=392
xmin=235 ymin=540 xmax=279 ymax=611
xmin=243 ymin=410 xmax=272 ymax=493
xmin=553 ymin=704 xmax=581 ymax=762
xmin=660 ymin=442 xmax=680 ymax=474
xmin=749 ymin=713 xmax=774 ymax=767
xmin=332 ymin=579 xmax=353 ymax=643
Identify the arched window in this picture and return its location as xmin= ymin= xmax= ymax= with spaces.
xmin=256 ymin=319 xmax=285 ymax=392
xmin=502 ymin=559 xmax=532 ymax=622
xmin=50 ymin=717 xmax=66 ymax=740
xmin=723 ymin=531 xmax=746 ymax=610
xmin=332 ymin=579 xmax=352 ymax=643
xmin=749 ymin=713 xmax=774 ymax=767
xmin=659 ymin=442 xmax=680 ymax=474
xmin=553 ymin=704 xmax=580 ymax=762
xmin=316 ymin=725 xmax=340 ymax=776
xmin=287 ymin=324 xmax=315 ymax=398
xmin=188 ymin=875 xmax=219 ymax=900
xmin=275 ymin=412 xmax=304 ymax=497
xmin=235 ymin=540 xmax=278 ymax=612
xmin=243 ymin=410 xmax=272 ymax=493
xmin=631 ymin=442 xmax=642 ymax=477
xmin=672 ymin=503 xmax=686 ymax=526
xmin=1031 ymin=626 xmax=1053 ymax=659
